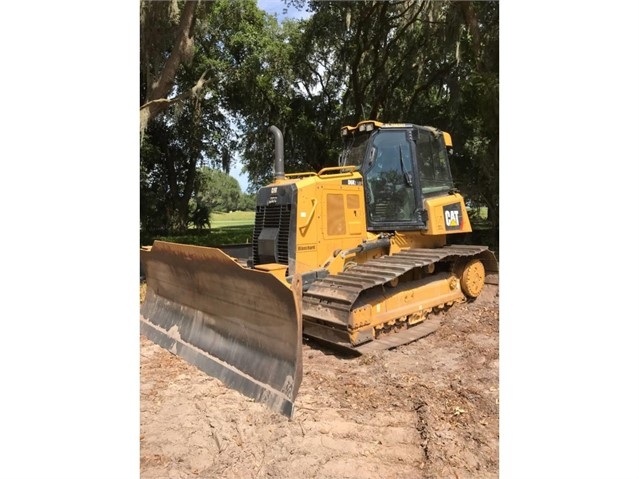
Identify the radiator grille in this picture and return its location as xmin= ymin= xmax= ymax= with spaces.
xmin=252 ymin=203 xmax=292 ymax=265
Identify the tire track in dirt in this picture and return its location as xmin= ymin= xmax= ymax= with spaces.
xmin=141 ymin=340 xmax=427 ymax=478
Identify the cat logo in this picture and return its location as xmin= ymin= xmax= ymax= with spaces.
xmin=445 ymin=210 xmax=460 ymax=227
xmin=443 ymin=203 xmax=462 ymax=231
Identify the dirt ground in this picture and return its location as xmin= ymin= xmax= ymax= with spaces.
xmin=140 ymin=283 xmax=499 ymax=479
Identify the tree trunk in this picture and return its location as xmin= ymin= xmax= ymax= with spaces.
xmin=458 ymin=2 xmax=483 ymax=70
xmin=140 ymin=0 xmax=199 ymax=138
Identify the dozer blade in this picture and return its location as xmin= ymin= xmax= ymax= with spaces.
xmin=140 ymin=241 xmax=303 ymax=418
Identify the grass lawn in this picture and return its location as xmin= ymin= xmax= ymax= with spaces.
xmin=468 ymin=206 xmax=488 ymax=220
xmin=141 ymin=211 xmax=255 ymax=247
xmin=210 ymin=211 xmax=255 ymax=228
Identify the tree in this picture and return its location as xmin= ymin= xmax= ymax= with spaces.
xmin=238 ymin=193 xmax=257 ymax=211
xmin=193 ymin=167 xmax=242 ymax=214
xmin=445 ymin=1 xmax=499 ymax=233
xmin=140 ymin=116 xmax=198 ymax=233
xmin=140 ymin=0 xmax=214 ymax=138
xmin=140 ymin=0 xmax=271 ymax=232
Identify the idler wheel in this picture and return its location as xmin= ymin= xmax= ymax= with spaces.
xmin=460 ymin=259 xmax=485 ymax=298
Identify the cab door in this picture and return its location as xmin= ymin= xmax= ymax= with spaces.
xmin=361 ymin=129 xmax=424 ymax=231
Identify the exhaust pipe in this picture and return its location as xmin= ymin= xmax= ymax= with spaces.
xmin=269 ymin=125 xmax=285 ymax=180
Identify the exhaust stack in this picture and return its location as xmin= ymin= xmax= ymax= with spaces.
xmin=269 ymin=125 xmax=285 ymax=180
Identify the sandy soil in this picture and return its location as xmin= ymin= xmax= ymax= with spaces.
xmin=140 ymin=284 xmax=499 ymax=479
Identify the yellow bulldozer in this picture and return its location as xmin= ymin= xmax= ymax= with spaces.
xmin=140 ymin=120 xmax=498 ymax=417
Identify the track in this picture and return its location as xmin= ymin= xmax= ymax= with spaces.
xmin=302 ymin=245 xmax=498 ymax=353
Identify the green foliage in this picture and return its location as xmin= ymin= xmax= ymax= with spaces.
xmin=193 ymin=167 xmax=242 ymax=213
xmin=237 ymin=193 xmax=257 ymax=211
xmin=140 ymin=0 xmax=261 ymax=232
xmin=445 ymin=2 xmax=499 ymax=229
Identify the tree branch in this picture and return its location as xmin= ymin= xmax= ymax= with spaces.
xmin=148 ymin=0 xmax=199 ymax=102
xmin=140 ymin=0 xmax=201 ymax=139
xmin=458 ymin=2 xmax=483 ymax=70
xmin=140 ymin=68 xmax=213 ymax=137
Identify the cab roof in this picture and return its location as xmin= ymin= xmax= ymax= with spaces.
xmin=341 ymin=120 xmax=452 ymax=147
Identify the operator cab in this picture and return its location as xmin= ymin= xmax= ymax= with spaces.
xmin=339 ymin=120 xmax=455 ymax=231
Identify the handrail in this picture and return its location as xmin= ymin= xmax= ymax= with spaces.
xmin=285 ymin=171 xmax=318 ymax=179
xmin=299 ymin=198 xmax=318 ymax=235
xmin=317 ymin=165 xmax=357 ymax=177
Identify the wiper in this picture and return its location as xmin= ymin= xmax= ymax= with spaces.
xmin=338 ymin=138 xmax=353 ymax=166
xmin=338 ymin=147 xmax=350 ymax=166
xmin=398 ymin=146 xmax=413 ymax=186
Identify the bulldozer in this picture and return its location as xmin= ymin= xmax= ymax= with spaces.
xmin=140 ymin=120 xmax=498 ymax=417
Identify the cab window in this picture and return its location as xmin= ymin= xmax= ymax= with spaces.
xmin=416 ymin=130 xmax=453 ymax=196
xmin=364 ymin=130 xmax=416 ymax=223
